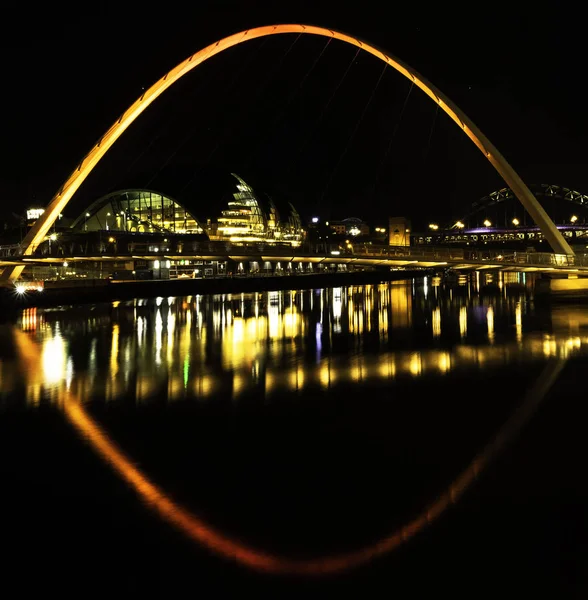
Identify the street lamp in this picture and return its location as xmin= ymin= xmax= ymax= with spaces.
xmin=483 ymin=219 xmax=492 ymax=227
xmin=571 ymin=215 xmax=578 ymax=223
xmin=429 ymin=223 xmax=439 ymax=230
xmin=512 ymin=218 xmax=520 ymax=226
xmin=85 ymin=212 xmax=90 ymax=231
xmin=455 ymin=221 xmax=465 ymax=229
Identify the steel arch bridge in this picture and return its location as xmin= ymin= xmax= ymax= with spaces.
xmin=0 ymin=24 xmax=574 ymax=283
xmin=456 ymin=184 xmax=588 ymax=227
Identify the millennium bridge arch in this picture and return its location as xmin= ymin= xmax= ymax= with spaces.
xmin=1 ymin=24 xmax=573 ymax=282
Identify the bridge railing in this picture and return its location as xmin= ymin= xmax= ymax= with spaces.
xmin=350 ymin=244 xmax=585 ymax=268
xmin=3 ymin=238 xmax=587 ymax=269
xmin=0 ymin=244 xmax=22 ymax=258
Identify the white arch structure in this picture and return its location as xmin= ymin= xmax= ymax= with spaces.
xmin=1 ymin=24 xmax=573 ymax=283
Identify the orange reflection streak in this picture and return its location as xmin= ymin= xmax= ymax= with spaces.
xmin=12 ymin=328 xmax=566 ymax=576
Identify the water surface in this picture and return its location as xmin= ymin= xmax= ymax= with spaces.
xmin=1 ymin=276 xmax=587 ymax=596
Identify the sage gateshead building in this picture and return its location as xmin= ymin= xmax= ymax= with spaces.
xmin=69 ymin=173 xmax=304 ymax=247
xmin=21 ymin=172 xmax=306 ymax=280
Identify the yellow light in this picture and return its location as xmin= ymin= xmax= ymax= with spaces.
xmin=571 ymin=215 xmax=578 ymax=223
xmin=483 ymin=219 xmax=492 ymax=227
xmin=455 ymin=221 xmax=464 ymax=229
xmin=512 ymin=218 xmax=520 ymax=226
xmin=429 ymin=223 xmax=439 ymax=230
xmin=49 ymin=233 xmax=57 ymax=242
xmin=108 ymin=237 xmax=115 ymax=243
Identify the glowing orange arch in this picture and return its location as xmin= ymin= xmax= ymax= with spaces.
xmin=12 ymin=328 xmax=564 ymax=575
xmin=2 ymin=24 xmax=572 ymax=283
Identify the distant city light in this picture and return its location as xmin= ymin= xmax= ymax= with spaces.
xmin=512 ymin=218 xmax=520 ymax=226
xmin=429 ymin=223 xmax=439 ymax=230
xmin=49 ymin=233 xmax=57 ymax=242
xmin=349 ymin=227 xmax=361 ymax=236
xmin=330 ymin=250 xmax=341 ymax=255
xmin=455 ymin=221 xmax=465 ymax=229
xmin=15 ymin=285 xmax=26 ymax=294
xmin=63 ymin=261 xmax=68 ymax=267
xmin=26 ymin=208 xmax=45 ymax=221
xmin=483 ymin=219 xmax=492 ymax=227
xmin=311 ymin=217 xmax=319 ymax=223
xmin=571 ymin=215 xmax=578 ymax=223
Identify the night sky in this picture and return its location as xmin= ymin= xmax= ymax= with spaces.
xmin=3 ymin=2 xmax=587 ymax=228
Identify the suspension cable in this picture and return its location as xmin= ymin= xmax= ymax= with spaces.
xmin=179 ymin=33 xmax=303 ymax=196
xmin=242 ymin=38 xmax=333 ymax=171
xmin=318 ymin=62 xmax=388 ymax=213
xmin=285 ymin=46 xmax=361 ymax=178
xmin=369 ymin=80 xmax=414 ymax=201
xmin=107 ymin=41 xmax=251 ymax=192
xmin=143 ymin=38 xmax=269 ymax=190
xmin=422 ymin=102 xmax=439 ymax=166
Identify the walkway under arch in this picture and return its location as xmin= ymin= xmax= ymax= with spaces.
xmin=1 ymin=24 xmax=573 ymax=283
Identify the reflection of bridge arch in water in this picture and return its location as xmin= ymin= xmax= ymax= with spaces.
xmin=12 ymin=328 xmax=566 ymax=575
xmin=1 ymin=25 xmax=573 ymax=284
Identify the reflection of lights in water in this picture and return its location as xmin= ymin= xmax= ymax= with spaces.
xmin=459 ymin=306 xmax=467 ymax=338
xmin=42 ymin=333 xmax=67 ymax=386
xmin=137 ymin=316 xmax=145 ymax=346
xmin=437 ymin=352 xmax=451 ymax=373
xmin=156 ymin=297 xmax=163 ymax=306
xmin=194 ymin=375 xmax=213 ymax=398
xmin=110 ymin=324 xmax=119 ymax=379
xmin=65 ymin=357 xmax=74 ymax=389
xmin=167 ymin=310 xmax=176 ymax=364
xmin=487 ymin=306 xmax=494 ymax=343
xmin=155 ymin=310 xmax=163 ymax=365
xmin=350 ymin=362 xmax=363 ymax=382
xmin=283 ymin=308 xmax=299 ymax=338
xmin=12 ymin=329 xmax=566 ymax=577
xmin=390 ymin=283 xmax=412 ymax=329
xmin=378 ymin=359 xmax=396 ymax=379
xmin=183 ymin=356 xmax=189 ymax=389
xmin=316 ymin=322 xmax=322 ymax=357
xmin=432 ymin=307 xmax=441 ymax=338
xmin=288 ymin=367 xmax=305 ymax=391
xmin=408 ymin=353 xmax=422 ymax=376
xmin=233 ymin=374 xmax=245 ymax=398
xmin=319 ymin=363 xmax=333 ymax=388
xmin=543 ymin=335 xmax=557 ymax=357
xmin=515 ymin=302 xmax=522 ymax=342
xmin=423 ymin=276 xmax=428 ymax=299
xmin=265 ymin=372 xmax=274 ymax=394
xmin=88 ymin=338 xmax=97 ymax=377
xmin=268 ymin=299 xmax=279 ymax=339
xmin=333 ymin=288 xmax=342 ymax=320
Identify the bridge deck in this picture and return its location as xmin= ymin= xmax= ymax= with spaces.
xmin=0 ymin=245 xmax=586 ymax=274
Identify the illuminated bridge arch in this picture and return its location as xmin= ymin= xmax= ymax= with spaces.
xmin=1 ymin=24 xmax=573 ymax=282
xmin=70 ymin=189 xmax=206 ymax=235
xmin=456 ymin=184 xmax=588 ymax=228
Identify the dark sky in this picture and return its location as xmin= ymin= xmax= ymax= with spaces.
xmin=3 ymin=2 xmax=587 ymax=227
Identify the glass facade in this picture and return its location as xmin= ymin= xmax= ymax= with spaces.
xmin=72 ymin=190 xmax=204 ymax=234
xmin=215 ymin=174 xmax=304 ymax=247
xmin=216 ymin=174 xmax=266 ymax=242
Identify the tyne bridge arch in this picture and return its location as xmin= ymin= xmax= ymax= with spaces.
xmin=0 ymin=24 xmax=573 ymax=283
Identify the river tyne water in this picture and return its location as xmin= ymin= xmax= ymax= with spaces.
xmin=0 ymin=273 xmax=587 ymax=597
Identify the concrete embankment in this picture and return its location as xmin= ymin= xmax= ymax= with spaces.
xmin=0 ymin=269 xmax=428 ymax=311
